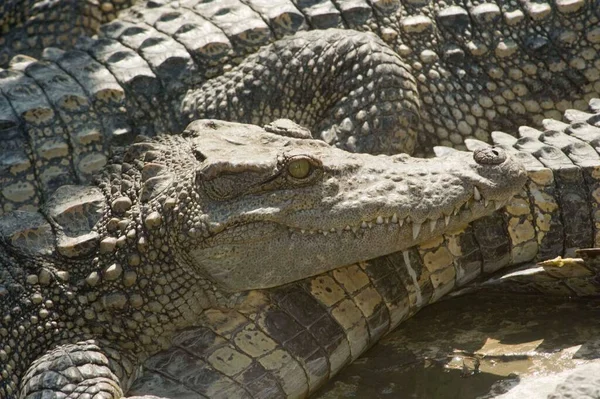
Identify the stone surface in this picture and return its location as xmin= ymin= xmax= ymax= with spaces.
xmin=316 ymin=293 xmax=600 ymax=399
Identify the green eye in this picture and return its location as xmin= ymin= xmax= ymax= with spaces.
xmin=288 ymin=158 xmax=312 ymax=179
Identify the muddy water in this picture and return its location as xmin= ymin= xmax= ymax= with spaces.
xmin=315 ymin=293 xmax=600 ymax=399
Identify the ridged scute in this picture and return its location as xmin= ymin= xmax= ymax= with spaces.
xmin=0 ymin=90 xmax=40 ymax=215
xmin=44 ymin=185 xmax=105 ymax=257
xmin=332 ymin=0 xmax=374 ymax=28
xmin=20 ymin=59 xmax=109 ymax=182
xmin=470 ymin=3 xmax=501 ymax=24
xmin=102 ymin=19 xmax=197 ymax=91
xmin=45 ymin=185 xmax=105 ymax=236
xmin=292 ymin=0 xmax=345 ymax=29
xmin=437 ymin=5 xmax=470 ymax=33
xmin=0 ymin=210 xmax=54 ymax=255
xmin=245 ymin=0 xmax=308 ymax=37
xmin=140 ymin=166 xmax=175 ymax=203
xmin=0 ymin=68 xmax=77 ymax=198
xmin=191 ymin=0 xmax=274 ymax=55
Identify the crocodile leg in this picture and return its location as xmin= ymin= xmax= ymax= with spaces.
xmin=181 ymin=29 xmax=421 ymax=155
xmin=19 ymin=339 xmax=146 ymax=399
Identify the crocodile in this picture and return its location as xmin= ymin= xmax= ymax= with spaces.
xmin=1 ymin=0 xmax=599 ymax=214
xmin=126 ymin=99 xmax=600 ymax=398
xmin=0 ymin=118 xmax=525 ymax=399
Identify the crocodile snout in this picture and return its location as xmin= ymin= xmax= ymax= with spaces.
xmin=473 ymin=147 xmax=507 ymax=165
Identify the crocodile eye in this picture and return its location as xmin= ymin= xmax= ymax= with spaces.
xmin=288 ymin=158 xmax=311 ymax=179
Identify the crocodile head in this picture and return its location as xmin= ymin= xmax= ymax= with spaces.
xmin=129 ymin=120 xmax=521 ymax=292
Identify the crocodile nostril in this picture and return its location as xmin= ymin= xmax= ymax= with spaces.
xmin=473 ymin=147 xmax=507 ymax=165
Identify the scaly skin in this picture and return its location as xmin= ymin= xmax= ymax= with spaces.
xmin=129 ymin=98 xmax=600 ymax=398
xmin=0 ymin=0 xmax=137 ymax=63
xmin=0 ymin=119 xmax=525 ymax=398
xmin=1 ymin=0 xmax=599 ymax=213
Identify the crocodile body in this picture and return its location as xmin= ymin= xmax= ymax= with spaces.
xmin=1 ymin=1 xmax=600 ymax=397
xmin=127 ymin=100 xmax=600 ymax=399
xmin=1 ymin=0 xmax=599 ymax=214
xmin=0 ymin=119 xmax=525 ymax=398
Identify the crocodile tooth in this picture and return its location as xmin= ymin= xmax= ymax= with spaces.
xmin=453 ymin=207 xmax=460 ymax=216
xmin=391 ymin=213 xmax=398 ymax=223
xmin=361 ymin=221 xmax=368 ymax=229
xmin=330 ymin=228 xmax=336 ymax=233
xmin=484 ymin=198 xmax=490 ymax=207
xmin=376 ymin=216 xmax=384 ymax=224
xmin=322 ymin=231 xmax=328 ymax=236
xmin=352 ymin=226 xmax=359 ymax=233
xmin=412 ymin=222 xmax=422 ymax=240
xmin=368 ymin=222 xmax=373 ymax=229
xmin=473 ymin=186 xmax=481 ymax=201
xmin=301 ymin=229 xmax=306 ymax=234
xmin=344 ymin=225 xmax=351 ymax=230
xmin=445 ymin=215 xmax=451 ymax=226
xmin=310 ymin=230 xmax=316 ymax=235
xmin=385 ymin=217 xmax=389 ymax=224
xmin=399 ymin=218 xmax=405 ymax=227
xmin=495 ymin=201 xmax=504 ymax=210
xmin=430 ymin=219 xmax=437 ymax=232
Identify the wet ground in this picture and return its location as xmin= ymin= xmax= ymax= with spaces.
xmin=315 ymin=293 xmax=600 ymax=399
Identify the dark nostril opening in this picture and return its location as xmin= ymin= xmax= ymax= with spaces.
xmin=193 ymin=149 xmax=206 ymax=162
xmin=473 ymin=147 xmax=507 ymax=165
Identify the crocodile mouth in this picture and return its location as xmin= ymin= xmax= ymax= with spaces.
xmin=204 ymin=184 xmax=507 ymax=247
xmin=284 ymin=185 xmax=507 ymax=241
xmin=192 ymin=185 xmax=511 ymax=292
